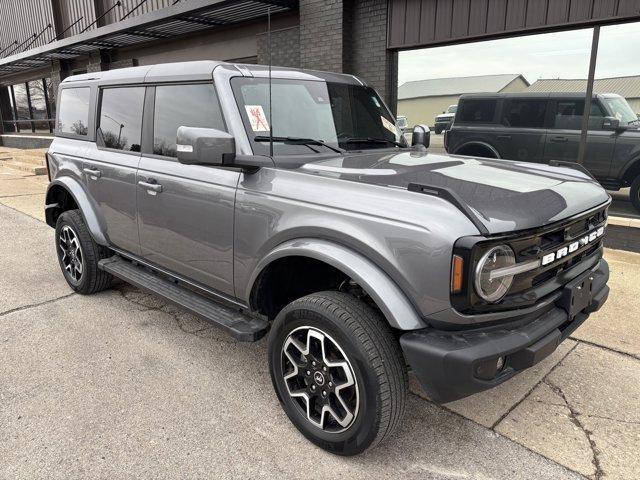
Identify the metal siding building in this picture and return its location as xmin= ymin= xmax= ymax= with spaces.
xmin=527 ymin=76 xmax=640 ymax=113
xmin=0 ymin=0 xmax=638 ymax=144
xmin=397 ymin=74 xmax=530 ymax=127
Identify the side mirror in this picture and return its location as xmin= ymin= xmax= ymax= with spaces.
xmin=411 ymin=124 xmax=430 ymax=149
xmin=177 ymin=126 xmax=235 ymax=166
xmin=602 ymin=116 xmax=621 ymax=131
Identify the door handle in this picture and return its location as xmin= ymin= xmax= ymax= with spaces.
xmin=138 ymin=180 xmax=163 ymax=194
xmin=550 ymin=136 xmax=568 ymax=143
xmin=83 ymin=167 xmax=101 ymax=179
xmin=497 ymin=135 xmax=511 ymax=140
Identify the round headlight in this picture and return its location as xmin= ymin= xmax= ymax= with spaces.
xmin=475 ymin=245 xmax=516 ymax=303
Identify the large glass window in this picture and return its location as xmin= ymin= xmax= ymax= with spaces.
xmin=501 ymin=99 xmax=547 ymax=128
xmin=232 ymin=77 xmax=402 ymax=155
xmin=99 ymin=87 xmax=145 ymax=152
xmin=58 ymin=87 xmax=91 ymax=136
xmin=153 ymin=84 xmax=225 ymax=157
xmin=458 ymin=99 xmax=496 ymax=124
xmin=2 ymin=77 xmax=55 ymax=133
xmin=552 ymin=100 xmax=604 ymax=130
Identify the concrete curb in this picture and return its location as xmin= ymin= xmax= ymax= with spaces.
xmin=608 ymin=215 xmax=640 ymax=229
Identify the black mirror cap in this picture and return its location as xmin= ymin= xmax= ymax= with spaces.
xmin=602 ymin=116 xmax=622 ymax=131
xmin=411 ymin=124 xmax=430 ymax=149
xmin=177 ymin=126 xmax=235 ymax=166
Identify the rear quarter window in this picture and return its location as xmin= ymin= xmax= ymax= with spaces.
xmin=458 ymin=99 xmax=496 ymax=123
xmin=57 ymin=87 xmax=91 ymax=136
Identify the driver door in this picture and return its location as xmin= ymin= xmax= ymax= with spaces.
xmin=136 ymin=83 xmax=239 ymax=297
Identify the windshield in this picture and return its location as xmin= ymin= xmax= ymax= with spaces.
xmin=232 ymin=77 xmax=404 ymax=155
xmin=603 ymin=97 xmax=639 ymax=125
xmin=448 ymin=105 xmax=458 ymax=113
xmin=397 ymin=116 xmax=408 ymax=127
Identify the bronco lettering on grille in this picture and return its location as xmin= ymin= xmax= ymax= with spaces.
xmin=541 ymin=226 xmax=605 ymax=266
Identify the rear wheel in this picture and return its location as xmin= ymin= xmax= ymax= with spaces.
xmin=631 ymin=175 xmax=640 ymax=212
xmin=268 ymin=291 xmax=407 ymax=455
xmin=55 ymin=209 xmax=112 ymax=294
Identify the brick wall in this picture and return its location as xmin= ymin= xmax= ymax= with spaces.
xmin=299 ymin=0 xmax=344 ymax=72
xmin=257 ymin=26 xmax=300 ymax=68
xmin=346 ymin=0 xmax=397 ymax=112
xmin=298 ymin=0 xmax=397 ymax=112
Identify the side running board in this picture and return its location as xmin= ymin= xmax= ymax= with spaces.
xmin=99 ymin=256 xmax=269 ymax=342
xmin=407 ymin=183 xmax=490 ymax=235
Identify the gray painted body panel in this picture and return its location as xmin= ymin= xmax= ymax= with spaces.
xmin=137 ymin=157 xmax=239 ymax=296
xmin=47 ymin=60 xmax=611 ymax=331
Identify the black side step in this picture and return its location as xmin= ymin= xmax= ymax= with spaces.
xmin=99 ymin=256 xmax=269 ymax=342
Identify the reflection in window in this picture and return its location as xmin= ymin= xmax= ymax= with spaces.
xmin=153 ymin=84 xmax=225 ymax=157
xmin=553 ymin=100 xmax=603 ymax=130
xmin=58 ymin=87 xmax=91 ymax=136
xmin=458 ymin=99 xmax=496 ymax=123
xmin=12 ymin=84 xmax=29 ymax=120
xmin=99 ymin=87 xmax=144 ymax=152
xmin=502 ymin=100 xmax=546 ymax=128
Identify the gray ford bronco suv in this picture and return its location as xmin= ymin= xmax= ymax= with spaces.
xmin=445 ymin=92 xmax=640 ymax=211
xmin=45 ymin=61 xmax=610 ymax=455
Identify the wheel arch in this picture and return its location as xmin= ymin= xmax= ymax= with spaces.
xmin=247 ymin=239 xmax=426 ymax=331
xmin=45 ymin=178 xmax=108 ymax=246
xmin=453 ymin=141 xmax=501 ymax=159
xmin=620 ymin=155 xmax=640 ymax=186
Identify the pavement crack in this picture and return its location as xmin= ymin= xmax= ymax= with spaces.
xmin=545 ymin=379 xmax=605 ymax=480
xmin=0 ymin=292 xmax=75 ymax=318
xmin=113 ymin=286 xmax=220 ymax=338
xmin=490 ymin=341 xmax=578 ymax=430
xmin=569 ymin=337 xmax=640 ymax=361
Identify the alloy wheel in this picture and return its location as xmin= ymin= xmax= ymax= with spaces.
xmin=281 ymin=326 xmax=359 ymax=433
xmin=58 ymin=225 xmax=84 ymax=284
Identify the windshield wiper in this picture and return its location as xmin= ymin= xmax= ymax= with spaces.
xmin=254 ymin=135 xmax=344 ymax=154
xmin=343 ymin=137 xmax=405 ymax=148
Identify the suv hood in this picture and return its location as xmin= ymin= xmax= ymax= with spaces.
xmin=299 ymin=150 xmax=610 ymax=234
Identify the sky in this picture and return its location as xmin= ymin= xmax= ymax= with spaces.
xmin=398 ymin=22 xmax=640 ymax=86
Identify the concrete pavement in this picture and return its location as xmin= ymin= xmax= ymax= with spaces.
xmin=1 ymin=164 xmax=639 ymax=479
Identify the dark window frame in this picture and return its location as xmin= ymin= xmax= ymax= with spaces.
xmin=96 ymin=85 xmax=146 ymax=155
xmin=456 ymin=98 xmax=498 ymax=124
xmin=140 ymin=81 xmax=228 ymax=163
xmin=500 ymin=98 xmax=548 ymax=129
xmin=55 ymin=85 xmax=95 ymax=141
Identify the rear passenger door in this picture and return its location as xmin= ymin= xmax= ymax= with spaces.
xmin=84 ymin=86 xmax=145 ymax=255
xmin=136 ymin=83 xmax=239 ymax=297
xmin=497 ymin=98 xmax=548 ymax=163
xmin=544 ymin=99 xmax=613 ymax=178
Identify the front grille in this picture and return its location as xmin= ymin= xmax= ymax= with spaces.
xmin=452 ymin=203 xmax=609 ymax=314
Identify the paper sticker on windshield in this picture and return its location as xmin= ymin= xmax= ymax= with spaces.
xmin=380 ymin=116 xmax=397 ymax=134
xmin=245 ymin=105 xmax=270 ymax=132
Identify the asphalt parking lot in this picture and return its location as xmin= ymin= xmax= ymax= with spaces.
xmin=1 ymin=165 xmax=639 ymax=479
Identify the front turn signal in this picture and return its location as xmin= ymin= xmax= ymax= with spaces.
xmin=451 ymin=255 xmax=464 ymax=293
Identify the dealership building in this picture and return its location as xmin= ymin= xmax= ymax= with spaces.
xmin=1 ymin=0 xmax=640 ymax=149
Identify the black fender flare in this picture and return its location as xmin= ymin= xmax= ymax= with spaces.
xmin=45 ymin=177 xmax=109 ymax=246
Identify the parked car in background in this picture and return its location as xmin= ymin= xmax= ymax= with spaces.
xmin=445 ymin=92 xmax=640 ymax=211
xmin=433 ymin=104 xmax=458 ymax=134
xmin=396 ymin=114 xmax=409 ymax=133
xmin=45 ymin=61 xmax=610 ymax=456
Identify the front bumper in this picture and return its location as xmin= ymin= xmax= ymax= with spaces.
xmin=401 ymin=259 xmax=609 ymax=404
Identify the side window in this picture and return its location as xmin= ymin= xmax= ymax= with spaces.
xmin=553 ymin=100 xmax=605 ymax=130
xmin=458 ymin=100 xmax=496 ymax=123
xmin=502 ymin=100 xmax=547 ymax=128
xmin=58 ymin=87 xmax=90 ymax=136
xmin=98 ymin=87 xmax=145 ymax=152
xmin=153 ymin=84 xmax=225 ymax=157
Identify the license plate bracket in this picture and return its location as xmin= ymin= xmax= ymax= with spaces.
xmin=559 ymin=271 xmax=594 ymax=318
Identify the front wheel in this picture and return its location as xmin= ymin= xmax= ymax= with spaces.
xmin=268 ymin=291 xmax=407 ymax=455
xmin=630 ymin=175 xmax=640 ymax=212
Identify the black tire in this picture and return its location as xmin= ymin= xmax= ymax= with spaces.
xmin=268 ymin=291 xmax=407 ymax=456
xmin=631 ymin=176 xmax=640 ymax=213
xmin=434 ymin=127 xmax=442 ymax=135
xmin=55 ymin=209 xmax=112 ymax=294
